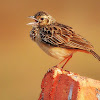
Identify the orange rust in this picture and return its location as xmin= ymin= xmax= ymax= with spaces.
xmin=38 ymin=67 xmax=100 ymax=100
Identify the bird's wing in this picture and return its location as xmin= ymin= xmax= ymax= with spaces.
xmin=40 ymin=23 xmax=94 ymax=51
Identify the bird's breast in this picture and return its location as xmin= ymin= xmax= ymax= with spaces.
xmin=35 ymin=37 xmax=75 ymax=59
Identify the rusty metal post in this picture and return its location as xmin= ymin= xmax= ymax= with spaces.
xmin=38 ymin=67 xmax=100 ymax=100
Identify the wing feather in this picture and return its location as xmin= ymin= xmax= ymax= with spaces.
xmin=40 ymin=23 xmax=94 ymax=51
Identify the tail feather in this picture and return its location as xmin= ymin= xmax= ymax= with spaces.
xmin=90 ymin=50 xmax=100 ymax=61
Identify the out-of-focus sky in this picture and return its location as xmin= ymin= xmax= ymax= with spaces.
xmin=0 ymin=0 xmax=100 ymax=100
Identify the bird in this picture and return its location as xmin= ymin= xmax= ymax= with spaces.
xmin=27 ymin=11 xmax=100 ymax=68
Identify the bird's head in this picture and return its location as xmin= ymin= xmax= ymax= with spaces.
xmin=27 ymin=11 xmax=56 ymax=27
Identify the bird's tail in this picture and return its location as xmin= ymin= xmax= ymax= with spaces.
xmin=90 ymin=50 xmax=100 ymax=61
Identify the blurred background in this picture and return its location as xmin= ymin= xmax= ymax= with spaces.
xmin=0 ymin=0 xmax=100 ymax=99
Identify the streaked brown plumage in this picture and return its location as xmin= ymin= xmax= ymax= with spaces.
xmin=28 ymin=11 xmax=100 ymax=68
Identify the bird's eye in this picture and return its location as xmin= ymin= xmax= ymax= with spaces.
xmin=40 ymin=18 xmax=44 ymax=20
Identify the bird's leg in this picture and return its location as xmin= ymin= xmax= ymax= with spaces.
xmin=61 ymin=55 xmax=72 ymax=69
xmin=56 ymin=54 xmax=72 ymax=68
xmin=56 ymin=58 xmax=68 ymax=68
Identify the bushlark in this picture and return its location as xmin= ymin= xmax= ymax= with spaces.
xmin=27 ymin=11 xmax=100 ymax=68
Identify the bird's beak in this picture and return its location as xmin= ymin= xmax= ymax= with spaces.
xmin=28 ymin=16 xmax=39 ymax=22
xmin=27 ymin=16 xmax=39 ymax=26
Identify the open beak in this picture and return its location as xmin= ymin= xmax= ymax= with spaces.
xmin=28 ymin=16 xmax=39 ymax=22
xmin=27 ymin=16 xmax=39 ymax=26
